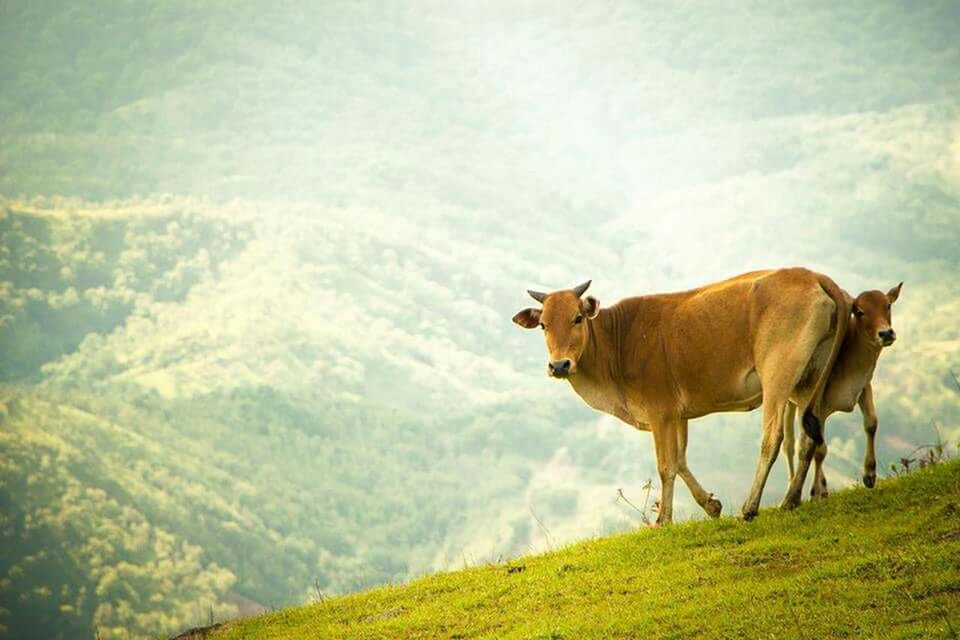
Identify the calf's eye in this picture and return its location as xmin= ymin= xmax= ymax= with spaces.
xmin=574 ymin=315 xmax=583 ymax=324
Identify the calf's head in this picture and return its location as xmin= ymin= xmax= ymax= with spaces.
xmin=852 ymin=282 xmax=902 ymax=348
xmin=512 ymin=280 xmax=600 ymax=378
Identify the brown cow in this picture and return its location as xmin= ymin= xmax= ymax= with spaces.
xmin=781 ymin=283 xmax=902 ymax=504
xmin=513 ymin=268 xmax=848 ymax=524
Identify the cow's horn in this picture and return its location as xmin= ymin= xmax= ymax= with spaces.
xmin=572 ymin=280 xmax=591 ymax=297
xmin=527 ymin=289 xmax=547 ymax=303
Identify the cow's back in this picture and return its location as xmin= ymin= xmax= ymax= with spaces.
xmin=628 ymin=268 xmax=839 ymax=418
xmin=659 ymin=270 xmax=774 ymax=415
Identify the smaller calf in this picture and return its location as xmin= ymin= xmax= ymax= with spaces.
xmin=783 ymin=282 xmax=902 ymax=496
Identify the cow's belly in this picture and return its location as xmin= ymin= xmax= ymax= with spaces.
xmin=682 ymin=367 xmax=763 ymax=419
xmin=666 ymin=296 xmax=762 ymax=418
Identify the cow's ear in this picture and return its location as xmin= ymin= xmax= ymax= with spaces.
xmin=581 ymin=296 xmax=600 ymax=319
xmin=512 ymin=308 xmax=542 ymax=329
xmin=886 ymin=282 xmax=903 ymax=304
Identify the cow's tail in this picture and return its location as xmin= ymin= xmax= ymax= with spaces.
xmin=801 ymin=274 xmax=849 ymax=446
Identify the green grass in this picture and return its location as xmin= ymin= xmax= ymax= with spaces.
xmin=206 ymin=462 xmax=960 ymax=639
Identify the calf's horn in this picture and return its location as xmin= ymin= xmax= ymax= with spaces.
xmin=572 ymin=280 xmax=591 ymax=297
xmin=527 ymin=289 xmax=547 ymax=303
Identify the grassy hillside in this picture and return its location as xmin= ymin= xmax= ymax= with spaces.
xmin=201 ymin=461 xmax=960 ymax=640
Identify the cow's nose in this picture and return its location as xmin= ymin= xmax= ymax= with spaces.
xmin=879 ymin=329 xmax=896 ymax=344
xmin=548 ymin=359 xmax=572 ymax=377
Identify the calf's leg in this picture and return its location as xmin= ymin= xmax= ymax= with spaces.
xmin=859 ymin=383 xmax=879 ymax=488
xmin=782 ymin=430 xmax=818 ymax=509
xmin=810 ymin=442 xmax=829 ymax=499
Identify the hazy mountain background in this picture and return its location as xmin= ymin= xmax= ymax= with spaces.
xmin=1 ymin=2 xmax=959 ymax=638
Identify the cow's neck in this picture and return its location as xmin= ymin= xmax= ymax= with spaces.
xmin=567 ymin=306 xmax=635 ymax=425
xmin=827 ymin=324 xmax=883 ymax=412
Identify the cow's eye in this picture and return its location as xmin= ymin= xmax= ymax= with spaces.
xmin=574 ymin=315 xmax=583 ymax=324
xmin=886 ymin=304 xmax=891 ymax=311
xmin=539 ymin=322 xmax=545 ymax=330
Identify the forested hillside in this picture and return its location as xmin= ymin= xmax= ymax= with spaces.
xmin=1 ymin=2 xmax=959 ymax=639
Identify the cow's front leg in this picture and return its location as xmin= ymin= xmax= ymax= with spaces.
xmin=676 ymin=420 xmax=722 ymax=518
xmin=650 ymin=418 xmax=679 ymax=525
xmin=859 ymin=383 xmax=879 ymax=488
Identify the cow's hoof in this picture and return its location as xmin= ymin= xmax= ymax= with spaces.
xmin=780 ymin=495 xmax=801 ymax=511
xmin=738 ymin=509 xmax=757 ymax=522
xmin=863 ymin=471 xmax=876 ymax=489
xmin=705 ymin=497 xmax=722 ymax=519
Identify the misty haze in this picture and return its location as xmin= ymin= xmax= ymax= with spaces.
xmin=1 ymin=2 xmax=959 ymax=639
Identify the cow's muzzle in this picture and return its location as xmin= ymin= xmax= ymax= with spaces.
xmin=548 ymin=359 xmax=573 ymax=378
xmin=878 ymin=328 xmax=896 ymax=346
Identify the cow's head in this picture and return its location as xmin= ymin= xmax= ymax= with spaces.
xmin=512 ymin=280 xmax=600 ymax=378
xmin=852 ymin=282 xmax=902 ymax=348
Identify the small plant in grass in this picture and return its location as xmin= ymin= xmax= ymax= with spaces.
xmin=889 ymin=420 xmax=955 ymax=477
xmin=616 ymin=479 xmax=656 ymax=526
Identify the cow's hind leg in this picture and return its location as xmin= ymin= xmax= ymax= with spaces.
xmin=741 ymin=393 xmax=787 ymax=520
xmin=744 ymin=323 xmax=827 ymax=520
xmin=676 ymin=420 xmax=722 ymax=518
xmin=781 ymin=402 xmax=796 ymax=482
xmin=765 ymin=293 xmax=837 ymax=512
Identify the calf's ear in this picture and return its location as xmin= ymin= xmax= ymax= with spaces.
xmin=513 ymin=308 xmax=542 ymax=329
xmin=886 ymin=282 xmax=903 ymax=304
xmin=581 ymin=296 xmax=601 ymax=319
